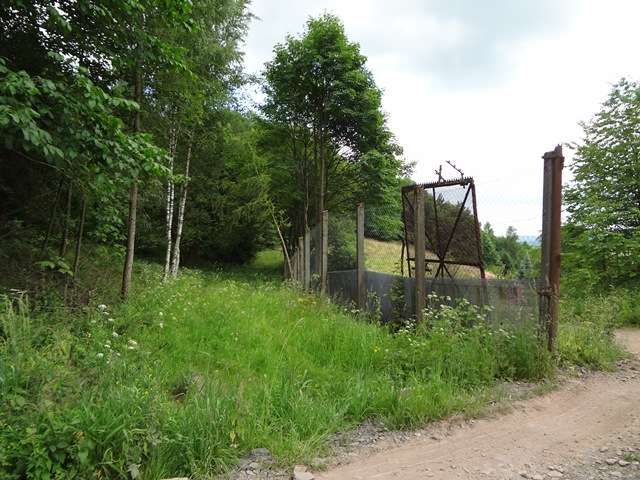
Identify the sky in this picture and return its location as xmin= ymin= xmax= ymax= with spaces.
xmin=241 ymin=0 xmax=640 ymax=235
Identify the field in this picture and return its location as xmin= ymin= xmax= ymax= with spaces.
xmin=364 ymin=238 xmax=490 ymax=278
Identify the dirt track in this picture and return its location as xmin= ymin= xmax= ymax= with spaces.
xmin=316 ymin=330 xmax=640 ymax=480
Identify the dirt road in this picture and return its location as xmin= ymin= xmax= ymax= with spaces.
xmin=316 ymin=330 xmax=640 ymax=480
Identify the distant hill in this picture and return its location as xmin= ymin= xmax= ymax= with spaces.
xmin=520 ymin=235 xmax=541 ymax=246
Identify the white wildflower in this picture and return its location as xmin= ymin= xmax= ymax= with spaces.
xmin=96 ymin=352 xmax=104 ymax=359
xmin=97 ymin=304 xmax=107 ymax=311
xmin=112 ymin=331 xmax=119 ymax=338
xmin=158 ymin=311 xmax=164 ymax=316
xmin=158 ymin=322 xmax=164 ymax=329
xmin=127 ymin=339 xmax=138 ymax=347
xmin=107 ymin=317 xmax=115 ymax=323
xmin=104 ymin=343 xmax=111 ymax=349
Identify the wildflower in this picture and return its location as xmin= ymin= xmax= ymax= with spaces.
xmin=97 ymin=304 xmax=107 ymax=311
xmin=158 ymin=311 xmax=164 ymax=316
xmin=127 ymin=339 xmax=138 ymax=348
xmin=96 ymin=352 xmax=104 ymax=359
xmin=104 ymin=343 xmax=111 ymax=349
xmin=112 ymin=331 xmax=119 ymax=338
xmin=158 ymin=322 xmax=164 ymax=329
xmin=90 ymin=319 xmax=97 ymax=325
xmin=107 ymin=317 xmax=115 ymax=323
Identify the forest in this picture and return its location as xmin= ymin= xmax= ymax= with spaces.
xmin=1 ymin=1 xmax=639 ymax=479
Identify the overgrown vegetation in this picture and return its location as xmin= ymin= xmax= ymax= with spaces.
xmin=1 ymin=2 xmax=638 ymax=479
xmin=0 ymin=248 xmax=621 ymax=479
xmin=557 ymin=290 xmax=639 ymax=369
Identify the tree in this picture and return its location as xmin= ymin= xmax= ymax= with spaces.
xmin=481 ymin=223 xmax=500 ymax=267
xmin=1 ymin=0 xmax=192 ymax=297
xmin=495 ymin=226 xmax=523 ymax=277
xmin=145 ymin=0 xmax=251 ymax=280
xmin=564 ymin=79 xmax=640 ymax=291
xmin=262 ymin=14 xmax=405 ymax=251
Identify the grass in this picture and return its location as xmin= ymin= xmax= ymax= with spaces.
xmin=0 ymin=246 xmax=630 ymax=479
xmin=364 ymin=238 xmax=487 ymax=277
xmin=364 ymin=238 xmax=404 ymax=274
xmin=557 ymin=290 xmax=639 ymax=370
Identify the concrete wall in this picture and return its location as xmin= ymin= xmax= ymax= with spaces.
xmin=328 ymin=269 xmax=537 ymax=325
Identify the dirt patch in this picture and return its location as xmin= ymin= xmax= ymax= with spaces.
xmin=315 ymin=330 xmax=640 ymax=480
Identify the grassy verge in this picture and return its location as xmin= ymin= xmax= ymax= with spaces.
xmin=0 ymin=248 xmax=630 ymax=479
xmin=557 ymin=290 xmax=639 ymax=370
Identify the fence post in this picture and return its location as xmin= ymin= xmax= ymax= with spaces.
xmin=298 ymin=235 xmax=304 ymax=288
xmin=291 ymin=245 xmax=298 ymax=282
xmin=539 ymin=145 xmax=564 ymax=352
xmin=356 ymin=202 xmax=366 ymax=309
xmin=321 ymin=210 xmax=328 ymax=295
xmin=414 ymin=187 xmax=425 ymax=322
xmin=303 ymin=228 xmax=310 ymax=290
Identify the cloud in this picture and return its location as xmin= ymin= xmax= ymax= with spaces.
xmin=245 ymin=0 xmax=576 ymax=89
xmin=243 ymin=0 xmax=640 ymax=234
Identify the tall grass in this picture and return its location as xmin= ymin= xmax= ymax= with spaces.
xmin=557 ymin=290 xmax=637 ymax=369
xmin=1 ymin=257 xmax=555 ymax=479
xmin=0 ymin=250 xmax=630 ymax=479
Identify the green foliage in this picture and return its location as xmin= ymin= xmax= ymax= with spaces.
xmin=0 ymin=252 xmax=591 ymax=478
xmin=0 ymin=58 xmax=168 ymax=191
xmin=34 ymin=257 xmax=72 ymax=277
xmin=261 ymin=13 xmax=407 ymax=249
xmin=481 ymin=223 xmax=538 ymax=279
xmin=137 ymin=111 xmax=273 ymax=264
xmin=364 ymin=177 xmax=412 ymax=241
xmin=328 ymin=215 xmax=357 ymax=271
xmin=481 ymin=223 xmax=500 ymax=267
xmin=557 ymin=293 xmax=632 ymax=369
xmin=564 ymin=79 xmax=640 ymax=292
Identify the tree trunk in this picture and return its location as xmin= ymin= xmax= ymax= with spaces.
xmin=59 ymin=184 xmax=72 ymax=258
xmin=41 ymin=178 xmax=63 ymax=256
xmin=316 ymin=126 xmax=326 ymax=276
xmin=163 ymin=127 xmax=177 ymax=282
xmin=121 ymin=68 xmax=142 ymax=299
xmin=170 ymin=135 xmax=192 ymax=278
xmin=72 ymin=196 xmax=87 ymax=278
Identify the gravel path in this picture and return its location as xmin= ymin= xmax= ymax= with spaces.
xmin=314 ymin=330 xmax=640 ymax=480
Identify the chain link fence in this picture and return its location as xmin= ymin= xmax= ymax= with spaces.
xmin=316 ymin=185 xmax=539 ymax=326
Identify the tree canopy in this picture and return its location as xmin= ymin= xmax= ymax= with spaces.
xmin=564 ymin=79 xmax=640 ymax=291
xmin=261 ymin=14 xmax=407 ymax=248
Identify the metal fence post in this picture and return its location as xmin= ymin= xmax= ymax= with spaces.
xmin=321 ymin=210 xmax=328 ymax=295
xmin=303 ymin=228 xmax=310 ymax=290
xmin=356 ymin=202 xmax=365 ymax=309
xmin=539 ymin=145 xmax=564 ymax=351
xmin=414 ymin=187 xmax=425 ymax=322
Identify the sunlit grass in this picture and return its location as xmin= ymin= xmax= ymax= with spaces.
xmin=364 ymin=238 xmax=487 ymax=278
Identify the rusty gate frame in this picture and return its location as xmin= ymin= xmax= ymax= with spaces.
xmin=401 ymin=177 xmax=485 ymax=280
